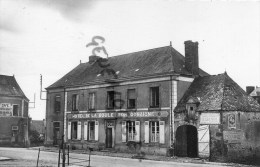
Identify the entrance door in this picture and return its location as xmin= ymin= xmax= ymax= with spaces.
xmin=106 ymin=128 xmax=113 ymax=148
xmin=176 ymin=125 xmax=198 ymax=157
xmin=198 ymin=125 xmax=210 ymax=158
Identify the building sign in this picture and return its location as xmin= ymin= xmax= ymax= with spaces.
xmin=200 ymin=113 xmax=220 ymax=124
xmin=0 ymin=103 xmax=12 ymax=117
xmin=67 ymin=111 xmax=169 ymax=119
xmin=223 ymin=130 xmax=244 ymax=143
xmin=228 ymin=113 xmax=236 ymax=129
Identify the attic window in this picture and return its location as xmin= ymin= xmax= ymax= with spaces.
xmin=135 ymin=69 xmax=139 ymax=72
xmin=97 ymin=74 xmax=101 ymax=77
xmin=116 ymin=71 xmax=120 ymax=74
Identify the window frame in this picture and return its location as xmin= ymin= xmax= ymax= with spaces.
xmin=150 ymin=121 xmax=160 ymax=143
xmin=88 ymin=92 xmax=96 ymax=110
xmin=54 ymin=95 xmax=61 ymax=112
xmin=127 ymin=121 xmax=136 ymax=141
xmin=71 ymin=121 xmax=78 ymax=140
xmin=127 ymin=89 xmax=136 ymax=109
xmin=107 ymin=91 xmax=115 ymax=109
xmin=88 ymin=121 xmax=95 ymax=141
xmin=12 ymin=104 xmax=19 ymax=117
xmin=149 ymin=86 xmax=160 ymax=108
xmin=72 ymin=94 xmax=79 ymax=111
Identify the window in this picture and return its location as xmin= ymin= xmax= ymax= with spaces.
xmin=89 ymin=122 xmax=95 ymax=140
xmin=150 ymin=121 xmax=159 ymax=142
xmin=88 ymin=93 xmax=96 ymax=110
xmin=72 ymin=94 xmax=79 ymax=111
xmin=107 ymin=91 xmax=115 ymax=109
xmin=127 ymin=121 xmax=136 ymax=141
xmin=71 ymin=122 xmax=78 ymax=139
xmin=55 ymin=95 xmax=61 ymax=112
xmin=13 ymin=105 xmax=19 ymax=116
xmin=150 ymin=87 xmax=159 ymax=108
xmin=127 ymin=89 xmax=136 ymax=109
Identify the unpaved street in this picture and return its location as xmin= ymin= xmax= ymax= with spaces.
xmin=0 ymin=147 xmax=246 ymax=167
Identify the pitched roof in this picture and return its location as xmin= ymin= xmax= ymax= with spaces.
xmin=175 ymin=73 xmax=260 ymax=112
xmin=0 ymin=75 xmax=29 ymax=101
xmin=47 ymin=46 xmax=208 ymax=89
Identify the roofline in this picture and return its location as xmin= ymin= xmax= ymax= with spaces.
xmin=46 ymin=72 xmax=196 ymax=90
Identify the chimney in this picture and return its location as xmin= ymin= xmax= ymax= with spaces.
xmin=246 ymin=86 xmax=255 ymax=95
xmin=184 ymin=40 xmax=199 ymax=76
xmin=89 ymin=55 xmax=101 ymax=63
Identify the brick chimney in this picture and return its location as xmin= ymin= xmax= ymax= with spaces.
xmin=246 ymin=86 xmax=255 ymax=95
xmin=184 ymin=40 xmax=199 ymax=76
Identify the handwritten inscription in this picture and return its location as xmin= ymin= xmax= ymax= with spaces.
xmin=0 ymin=103 xmax=12 ymax=117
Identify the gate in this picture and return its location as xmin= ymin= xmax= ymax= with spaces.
xmin=198 ymin=125 xmax=210 ymax=158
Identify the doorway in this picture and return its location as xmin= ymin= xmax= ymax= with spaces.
xmin=175 ymin=125 xmax=198 ymax=157
xmin=53 ymin=122 xmax=60 ymax=145
xmin=106 ymin=120 xmax=115 ymax=148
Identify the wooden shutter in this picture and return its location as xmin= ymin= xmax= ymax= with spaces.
xmin=122 ymin=121 xmax=126 ymax=142
xmin=68 ymin=122 xmax=71 ymax=140
xmin=77 ymin=121 xmax=81 ymax=140
xmin=144 ymin=121 xmax=149 ymax=143
xmin=135 ymin=121 xmax=140 ymax=142
xmin=159 ymin=121 xmax=165 ymax=144
xmin=84 ymin=121 xmax=88 ymax=140
xmin=95 ymin=121 xmax=99 ymax=141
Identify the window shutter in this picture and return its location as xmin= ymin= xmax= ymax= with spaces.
xmin=122 ymin=121 xmax=126 ymax=142
xmin=144 ymin=121 xmax=149 ymax=143
xmin=68 ymin=122 xmax=71 ymax=140
xmin=159 ymin=121 xmax=165 ymax=144
xmin=95 ymin=121 xmax=99 ymax=141
xmin=77 ymin=121 xmax=82 ymax=140
xmin=135 ymin=121 xmax=140 ymax=142
xmin=84 ymin=121 xmax=88 ymax=140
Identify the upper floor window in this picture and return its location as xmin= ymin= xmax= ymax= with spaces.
xmin=88 ymin=92 xmax=96 ymax=110
xmin=13 ymin=104 xmax=19 ymax=116
xmin=55 ymin=95 xmax=61 ymax=112
xmin=150 ymin=87 xmax=159 ymax=108
xmin=107 ymin=91 xmax=115 ymax=109
xmin=127 ymin=89 xmax=136 ymax=109
xmin=72 ymin=94 xmax=79 ymax=111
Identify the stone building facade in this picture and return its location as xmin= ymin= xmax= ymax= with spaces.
xmin=0 ymin=75 xmax=30 ymax=147
xmin=174 ymin=73 xmax=260 ymax=164
xmin=45 ymin=40 xmax=208 ymax=155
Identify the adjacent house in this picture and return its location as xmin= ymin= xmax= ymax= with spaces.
xmin=45 ymin=40 xmax=208 ymax=154
xmin=0 ymin=75 xmax=30 ymax=147
xmin=174 ymin=73 xmax=260 ymax=163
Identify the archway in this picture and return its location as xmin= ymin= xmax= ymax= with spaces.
xmin=175 ymin=125 xmax=198 ymax=157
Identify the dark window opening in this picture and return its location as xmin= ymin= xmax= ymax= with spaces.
xmin=107 ymin=91 xmax=115 ymax=109
xmin=127 ymin=89 xmax=136 ymax=109
xmin=150 ymin=87 xmax=159 ymax=108
xmin=89 ymin=122 xmax=95 ymax=140
xmin=13 ymin=105 xmax=19 ymax=116
xmin=55 ymin=96 xmax=61 ymax=112
xmin=71 ymin=122 xmax=78 ymax=139
xmin=72 ymin=94 xmax=79 ymax=111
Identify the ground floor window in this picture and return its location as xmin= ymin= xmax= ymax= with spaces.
xmin=89 ymin=121 xmax=95 ymax=140
xmin=150 ymin=121 xmax=159 ymax=142
xmin=71 ymin=122 xmax=78 ymax=139
xmin=127 ymin=121 xmax=136 ymax=141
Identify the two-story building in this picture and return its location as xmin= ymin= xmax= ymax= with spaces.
xmin=45 ymin=40 xmax=208 ymax=155
xmin=0 ymin=75 xmax=30 ymax=147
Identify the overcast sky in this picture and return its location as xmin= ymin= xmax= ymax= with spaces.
xmin=0 ymin=0 xmax=260 ymax=120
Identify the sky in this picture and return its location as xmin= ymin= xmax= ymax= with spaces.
xmin=0 ymin=0 xmax=259 ymax=120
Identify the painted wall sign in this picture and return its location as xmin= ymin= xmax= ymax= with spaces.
xmin=0 ymin=103 xmax=12 ymax=117
xmin=223 ymin=130 xmax=244 ymax=143
xmin=200 ymin=113 xmax=220 ymax=124
xmin=228 ymin=113 xmax=236 ymax=129
xmin=67 ymin=111 xmax=169 ymax=119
